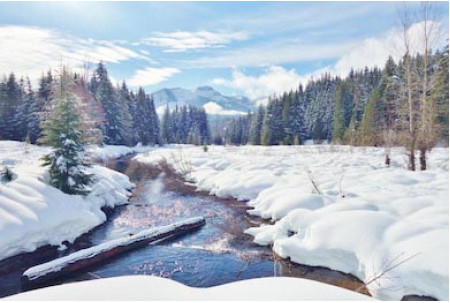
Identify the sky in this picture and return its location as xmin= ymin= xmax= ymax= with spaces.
xmin=0 ymin=1 xmax=448 ymax=102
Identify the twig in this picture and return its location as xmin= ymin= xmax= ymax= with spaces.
xmin=339 ymin=171 xmax=346 ymax=198
xmin=356 ymin=252 xmax=421 ymax=293
xmin=306 ymin=169 xmax=322 ymax=195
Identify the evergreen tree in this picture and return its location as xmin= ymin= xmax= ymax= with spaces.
xmin=359 ymin=89 xmax=380 ymax=146
xmin=41 ymin=67 xmax=93 ymax=195
xmin=332 ymin=82 xmax=350 ymax=143
xmin=91 ymin=62 xmax=133 ymax=145
xmin=249 ymin=105 xmax=265 ymax=145
xmin=134 ymin=88 xmax=160 ymax=145
xmin=161 ymin=104 xmax=174 ymax=144
xmin=431 ymin=46 xmax=449 ymax=143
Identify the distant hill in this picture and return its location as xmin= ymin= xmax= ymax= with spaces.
xmin=151 ymin=86 xmax=255 ymax=115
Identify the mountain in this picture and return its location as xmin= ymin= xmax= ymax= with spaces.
xmin=151 ymin=86 xmax=255 ymax=115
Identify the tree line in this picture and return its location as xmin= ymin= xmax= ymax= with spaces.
xmin=0 ymin=62 xmax=211 ymax=147
xmin=224 ymin=46 xmax=448 ymax=170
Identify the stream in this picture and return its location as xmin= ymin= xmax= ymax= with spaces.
xmin=0 ymin=156 xmax=367 ymax=299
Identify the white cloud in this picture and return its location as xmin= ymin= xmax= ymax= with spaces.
xmin=139 ymin=31 xmax=248 ymax=52
xmin=212 ymin=66 xmax=306 ymax=101
xmin=0 ymin=25 xmax=154 ymax=80
xmin=202 ymin=102 xmax=246 ymax=116
xmin=328 ymin=21 xmax=446 ymax=77
xmin=127 ymin=67 xmax=180 ymax=87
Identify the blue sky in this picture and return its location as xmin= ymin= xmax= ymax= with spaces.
xmin=0 ymin=1 xmax=448 ymax=101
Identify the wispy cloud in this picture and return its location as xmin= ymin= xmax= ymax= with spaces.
xmin=185 ymin=39 xmax=356 ymax=68
xmin=0 ymin=25 xmax=154 ymax=79
xmin=127 ymin=67 xmax=180 ymax=87
xmin=138 ymin=30 xmax=248 ymax=52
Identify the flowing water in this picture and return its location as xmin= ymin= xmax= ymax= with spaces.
xmin=0 ymin=157 xmax=367 ymax=298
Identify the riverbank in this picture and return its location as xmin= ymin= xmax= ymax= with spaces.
xmin=135 ymin=144 xmax=449 ymax=300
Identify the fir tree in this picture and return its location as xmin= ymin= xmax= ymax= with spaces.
xmin=41 ymin=67 xmax=93 ymax=195
xmin=249 ymin=105 xmax=265 ymax=145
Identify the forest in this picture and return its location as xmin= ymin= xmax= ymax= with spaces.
xmin=225 ymin=47 xmax=449 ymax=170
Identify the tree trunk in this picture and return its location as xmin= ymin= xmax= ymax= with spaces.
xmin=419 ymin=148 xmax=427 ymax=171
xmin=407 ymin=131 xmax=417 ymax=171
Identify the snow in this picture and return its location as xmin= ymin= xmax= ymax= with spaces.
xmin=135 ymin=144 xmax=449 ymax=300
xmin=23 ymin=217 xmax=205 ymax=281
xmin=4 ymin=276 xmax=375 ymax=300
xmin=0 ymin=141 xmax=134 ymax=261
xmin=86 ymin=143 xmax=157 ymax=163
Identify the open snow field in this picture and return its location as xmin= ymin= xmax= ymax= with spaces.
xmin=0 ymin=141 xmax=134 ymax=261
xmin=135 ymin=144 xmax=449 ymax=300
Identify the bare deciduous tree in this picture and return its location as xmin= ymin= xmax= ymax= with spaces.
xmin=398 ymin=2 xmax=417 ymax=171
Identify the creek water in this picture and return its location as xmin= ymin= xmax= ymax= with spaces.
xmin=0 ymin=157 xmax=367 ymax=299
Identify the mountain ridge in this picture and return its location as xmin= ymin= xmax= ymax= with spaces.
xmin=151 ymin=86 xmax=255 ymax=115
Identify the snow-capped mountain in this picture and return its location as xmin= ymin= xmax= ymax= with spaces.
xmin=151 ymin=86 xmax=254 ymax=115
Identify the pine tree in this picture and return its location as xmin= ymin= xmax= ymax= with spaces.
xmin=91 ymin=62 xmax=133 ymax=145
xmin=431 ymin=46 xmax=449 ymax=143
xmin=249 ymin=105 xmax=265 ymax=145
xmin=41 ymin=67 xmax=93 ymax=195
xmin=161 ymin=104 xmax=173 ymax=144
xmin=359 ymin=89 xmax=380 ymax=146
xmin=332 ymin=82 xmax=349 ymax=143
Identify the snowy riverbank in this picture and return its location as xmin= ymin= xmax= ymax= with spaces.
xmin=0 ymin=141 xmax=134 ymax=261
xmin=135 ymin=144 xmax=449 ymax=300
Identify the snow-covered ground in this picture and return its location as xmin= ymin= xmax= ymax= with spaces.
xmin=135 ymin=144 xmax=449 ymax=300
xmin=0 ymin=141 xmax=134 ymax=261
xmin=4 ymin=275 xmax=375 ymax=301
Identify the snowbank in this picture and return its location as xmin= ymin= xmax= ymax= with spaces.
xmin=0 ymin=141 xmax=134 ymax=261
xmin=135 ymin=144 xmax=449 ymax=300
xmin=4 ymin=276 xmax=375 ymax=300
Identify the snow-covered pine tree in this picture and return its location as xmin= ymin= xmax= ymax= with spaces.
xmin=41 ymin=66 xmax=93 ymax=195
xmin=90 ymin=62 xmax=133 ymax=146
xmin=1 ymin=73 xmax=23 ymax=141
xmin=161 ymin=104 xmax=173 ymax=144
xmin=134 ymin=88 xmax=160 ymax=145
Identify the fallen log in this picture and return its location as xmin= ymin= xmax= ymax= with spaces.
xmin=22 ymin=217 xmax=206 ymax=286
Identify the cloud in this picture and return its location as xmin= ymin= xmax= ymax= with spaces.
xmin=185 ymin=40 xmax=356 ymax=68
xmin=127 ymin=67 xmax=180 ymax=87
xmin=328 ymin=21 xmax=446 ymax=77
xmin=0 ymin=25 xmax=154 ymax=80
xmin=202 ymin=102 xmax=247 ymax=115
xmin=212 ymin=66 xmax=306 ymax=100
xmin=139 ymin=31 xmax=248 ymax=52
